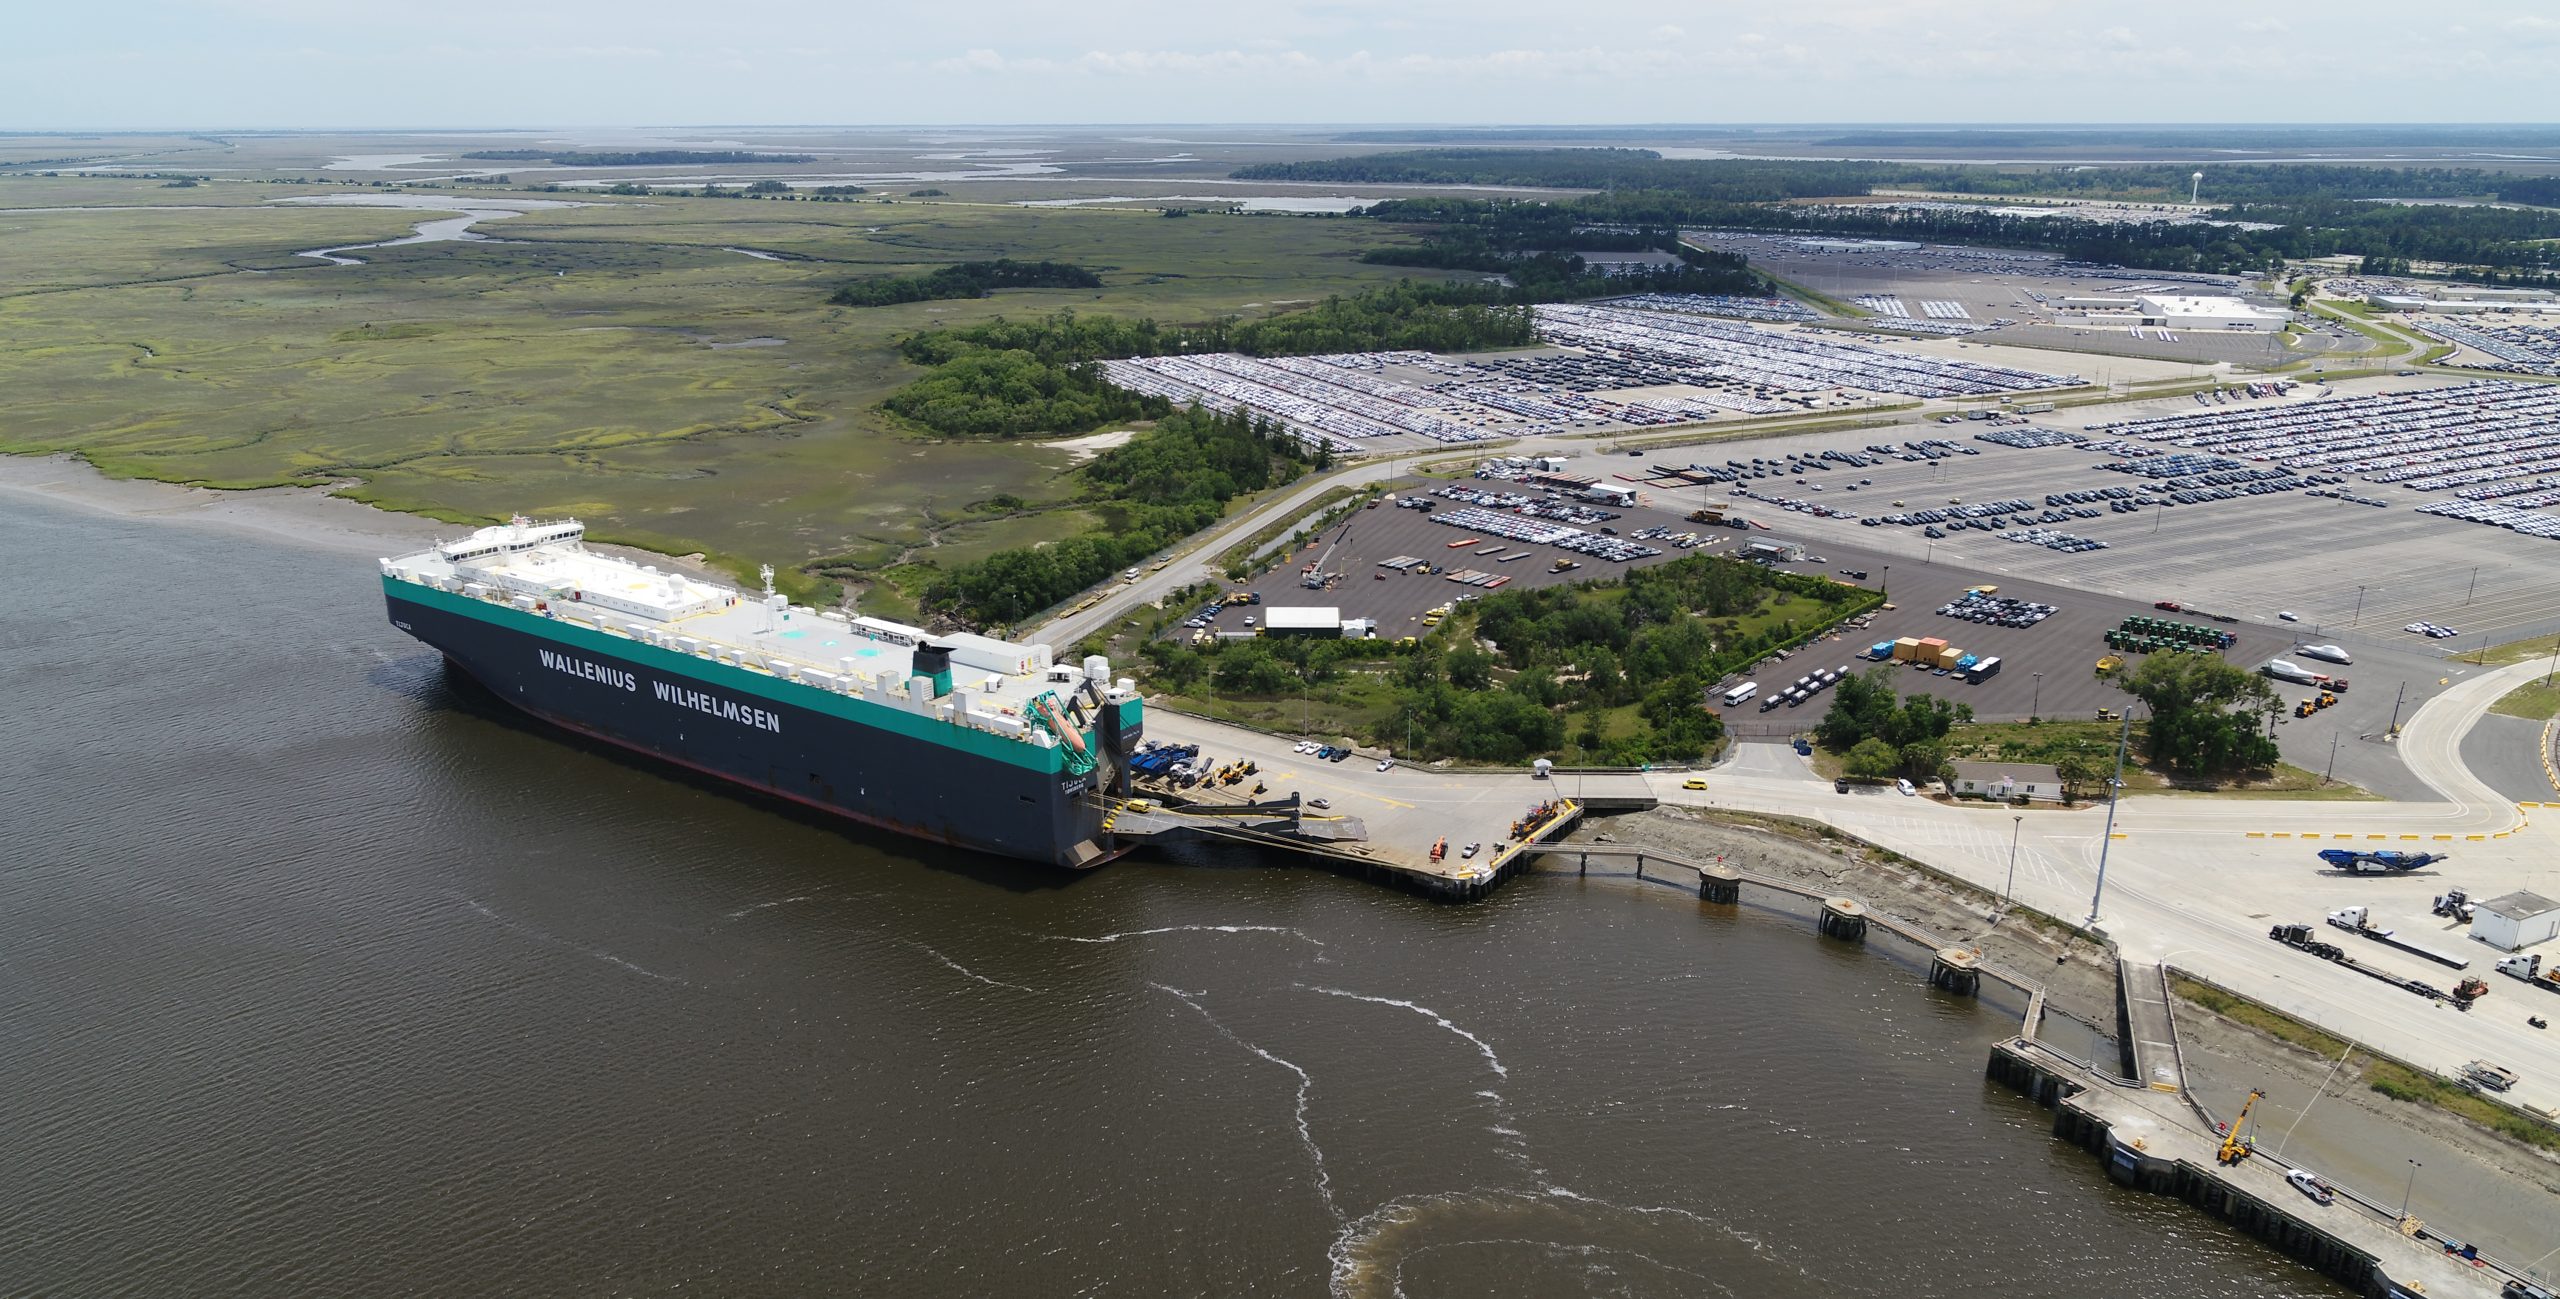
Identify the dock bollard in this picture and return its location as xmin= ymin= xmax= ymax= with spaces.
xmin=1697 ymin=861 xmax=1741 ymax=904
xmin=1929 ymin=947 xmax=1983 ymax=996
xmin=1817 ymin=896 xmax=1868 ymax=942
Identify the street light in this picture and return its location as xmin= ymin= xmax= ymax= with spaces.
xmin=2031 ymin=671 xmax=2044 ymax=718
xmin=2350 ymin=584 xmax=2367 ymax=628
xmin=1881 ymin=564 xmax=1889 ymax=597
xmin=2003 ymin=814 xmax=2023 ymax=910
xmin=2399 ymin=1158 xmax=2422 ymax=1221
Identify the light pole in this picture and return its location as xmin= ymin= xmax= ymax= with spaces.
xmin=2399 ymin=1158 xmax=2422 ymax=1221
xmin=2545 ymin=635 xmax=2560 ymax=687
xmin=2464 ymin=566 xmax=2478 ymax=606
xmin=1881 ymin=565 xmax=1889 ymax=598
xmin=2324 ymin=732 xmax=2339 ymax=784
xmin=2031 ymin=671 xmax=2044 ymax=718
xmin=2003 ymin=814 xmax=2023 ymax=909
xmin=2087 ymin=703 xmax=2137 ymax=927
xmin=2350 ymin=584 xmax=2366 ymax=628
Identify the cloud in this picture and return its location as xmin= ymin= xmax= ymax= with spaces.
xmin=2099 ymin=25 xmax=2140 ymax=49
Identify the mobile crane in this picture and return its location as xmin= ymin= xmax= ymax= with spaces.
xmin=2217 ymin=1089 xmax=2265 ymax=1166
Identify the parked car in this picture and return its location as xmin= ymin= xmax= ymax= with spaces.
xmin=1895 ymin=778 xmax=1916 ymax=796
xmin=1461 ymin=842 xmax=1482 ymax=859
xmin=1835 ymin=778 xmax=1851 ymax=794
xmin=1376 ymin=758 xmax=1395 ymax=773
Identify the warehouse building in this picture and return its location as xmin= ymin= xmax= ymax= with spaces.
xmin=2134 ymin=295 xmax=2289 ymax=331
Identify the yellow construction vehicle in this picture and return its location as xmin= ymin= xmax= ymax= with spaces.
xmin=2217 ymin=1089 xmax=2265 ymax=1166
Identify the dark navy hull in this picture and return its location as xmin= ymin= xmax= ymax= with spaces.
xmin=386 ymin=590 xmax=1109 ymax=867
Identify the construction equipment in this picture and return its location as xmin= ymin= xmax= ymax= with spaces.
xmin=2317 ymin=849 xmax=2445 ymax=873
xmin=2452 ymin=976 xmax=2490 ymax=1010
xmin=2217 ymin=1089 xmax=2265 ymax=1165
xmin=2433 ymin=887 xmax=2475 ymax=922
xmin=2095 ymin=655 xmax=2124 ymax=677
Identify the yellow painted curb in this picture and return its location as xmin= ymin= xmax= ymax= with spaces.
xmin=2433 ymin=834 xmax=2453 ymax=841
xmin=2245 ymin=832 xmax=2265 ymax=839
xmin=2399 ymin=834 xmax=2420 ymax=841
xmin=2108 ymin=833 xmax=2128 ymax=840
xmin=2468 ymin=834 xmax=2487 ymax=841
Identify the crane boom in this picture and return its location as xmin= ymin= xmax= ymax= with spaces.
xmin=2217 ymin=1089 xmax=2265 ymax=1166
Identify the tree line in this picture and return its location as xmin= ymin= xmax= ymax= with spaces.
xmin=881 ymin=283 xmax=1536 ymax=438
xmin=832 ymin=260 xmax=1103 ymax=308
xmin=1242 ymin=149 xmax=2527 ymax=206
xmin=461 ymin=149 xmax=815 ymax=166
xmin=922 ymin=406 xmax=1314 ymax=627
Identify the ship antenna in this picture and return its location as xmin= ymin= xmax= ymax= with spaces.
xmin=759 ymin=564 xmax=776 ymax=597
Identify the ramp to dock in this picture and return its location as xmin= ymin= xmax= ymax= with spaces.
xmin=2118 ymin=959 xmax=2184 ymax=1095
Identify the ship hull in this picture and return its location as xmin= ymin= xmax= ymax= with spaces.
xmin=386 ymin=588 xmax=1108 ymax=868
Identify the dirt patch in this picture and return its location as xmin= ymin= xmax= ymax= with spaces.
xmin=1573 ymin=805 xmax=2122 ymax=1025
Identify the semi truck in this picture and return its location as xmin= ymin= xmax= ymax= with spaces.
xmin=2496 ymin=952 xmax=2560 ymax=993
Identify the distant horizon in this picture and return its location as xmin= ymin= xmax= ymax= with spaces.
xmin=13 ymin=122 xmax=2560 ymax=135
xmin=8 ymin=1 xmax=2556 ymax=130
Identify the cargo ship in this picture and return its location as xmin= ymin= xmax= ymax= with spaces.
xmin=380 ymin=518 xmax=1142 ymax=867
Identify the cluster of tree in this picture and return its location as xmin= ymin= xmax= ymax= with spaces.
xmin=882 ymin=285 xmax=1536 ymax=437
xmin=1813 ymin=670 xmax=1975 ymax=784
xmin=2112 ymin=654 xmax=2280 ymax=776
xmin=832 ymin=260 xmax=1104 ymax=308
xmin=2500 ymin=177 xmax=2560 ymax=209
xmin=460 ymin=149 xmax=815 ymax=165
xmin=922 ymin=407 xmax=1312 ymax=626
xmin=1143 ymin=555 xmax=1876 ymax=765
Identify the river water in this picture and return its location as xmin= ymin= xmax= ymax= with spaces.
xmin=0 ymin=495 xmax=2342 ymax=1297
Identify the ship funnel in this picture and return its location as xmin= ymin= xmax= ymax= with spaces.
xmin=912 ymin=643 xmax=955 ymax=699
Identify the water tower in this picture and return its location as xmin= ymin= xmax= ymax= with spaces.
xmin=2191 ymin=171 xmax=2204 ymax=205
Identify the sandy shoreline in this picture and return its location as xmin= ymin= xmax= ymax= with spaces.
xmin=0 ymin=454 xmax=447 ymax=557
xmin=0 ymin=454 xmax=716 ymax=578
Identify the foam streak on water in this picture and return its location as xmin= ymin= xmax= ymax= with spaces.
xmin=1151 ymin=982 xmax=1340 ymax=1223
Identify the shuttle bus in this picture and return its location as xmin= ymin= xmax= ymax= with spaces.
xmin=1964 ymin=656 xmax=2003 ymax=684
xmin=1720 ymin=682 xmax=1759 ymax=708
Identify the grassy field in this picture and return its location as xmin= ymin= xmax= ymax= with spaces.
xmin=2489 ymin=676 xmax=2560 ymax=720
xmin=1805 ymin=717 xmax=2378 ymax=798
xmin=0 ymin=176 xmax=1423 ymax=598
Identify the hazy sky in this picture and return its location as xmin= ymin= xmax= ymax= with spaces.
xmin=8 ymin=0 xmax=2559 ymax=129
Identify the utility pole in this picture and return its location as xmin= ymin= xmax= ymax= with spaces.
xmin=2031 ymin=671 xmax=2044 ymax=718
xmin=2003 ymin=815 xmax=2023 ymax=910
xmin=2087 ymin=704 xmax=2136 ymax=927
xmin=1881 ymin=565 xmax=1889 ymax=598
xmin=2399 ymin=1159 xmax=2422 ymax=1221
xmin=2386 ymin=681 xmax=2407 ymax=737
xmin=2325 ymin=732 xmax=2340 ymax=784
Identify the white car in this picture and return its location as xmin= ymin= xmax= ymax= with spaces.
xmin=1308 ymin=797 xmax=1332 ymax=810
xmin=2277 ymin=611 xmax=2298 ymax=621
xmin=1461 ymin=842 xmax=1482 ymax=858
xmin=1376 ymin=758 xmax=1395 ymax=772
xmin=1295 ymin=741 xmax=1315 ymax=754
xmin=1895 ymin=778 xmax=1916 ymax=797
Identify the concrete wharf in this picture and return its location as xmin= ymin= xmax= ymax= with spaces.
xmin=1523 ymin=839 xmax=2518 ymax=1299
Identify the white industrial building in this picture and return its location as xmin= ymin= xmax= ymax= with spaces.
xmin=2133 ymin=295 xmax=2288 ymax=331
xmin=1950 ymin=761 xmax=2065 ymax=803
xmin=2470 ymin=891 xmax=2560 ymax=952
xmin=2059 ymin=294 xmax=2286 ymax=331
